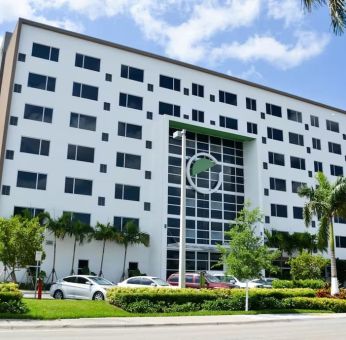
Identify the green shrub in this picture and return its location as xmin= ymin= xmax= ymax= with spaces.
xmin=201 ymin=296 xmax=244 ymax=311
xmin=272 ymin=279 xmax=325 ymax=289
xmin=284 ymin=297 xmax=346 ymax=313
xmin=164 ymin=302 xmax=200 ymax=313
xmin=0 ymin=283 xmax=26 ymax=314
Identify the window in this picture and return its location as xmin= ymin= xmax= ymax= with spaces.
xmin=13 ymin=84 xmax=21 ymax=93
xmin=336 ymin=236 xmax=346 ymax=248
xmin=292 ymin=181 xmax=306 ymax=193
xmin=326 ymin=119 xmax=339 ymax=133
xmin=119 ymin=93 xmax=143 ymax=110
xmin=100 ymin=164 xmax=107 ymax=173
xmin=116 ymin=152 xmax=141 ymax=170
xmin=293 ymin=207 xmax=303 ymax=219
xmin=192 ymin=83 xmax=204 ymax=97
xmin=310 ymin=115 xmax=319 ymax=127
xmin=9 ymin=116 xmax=18 ymax=126
xmin=334 ymin=216 xmax=346 ymax=224
xmin=146 ymin=141 xmax=152 ymax=149
xmin=147 ymin=111 xmax=153 ymax=120
xmin=210 ymin=94 xmax=215 ymax=102
xmin=268 ymin=152 xmax=285 ymax=166
xmin=270 ymin=178 xmax=286 ymax=191
xmin=5 ymin=150 xmax=14 ymax=160
xmin=13 ymin=206 xmax=44 ymax=217
xmin=63 ymin=211 xmax=91 ymax=225
xmin=290 ymin=156 xmax=306 ymax=170
xmin=67 ymin=144 xmax=94 ymax=163
xmin=72 ymin=82 xmax=98 ymax=101
xmin=219 ymin=90 xmax=237 ymax=106
xmin=20 ymin=137 xmax=50 ymax=156
xmin=18 ymin=53 xmax=26 ymax=62
xmin=75 ymin=53 xmax=100 ymax=72
xmin=17 ymin=171 xmax=47 ymax=190
xmin=246 ymin=97 xmax=256 ymax=111
xmin=184 ymin=88 xmax=189 ymax=95
xmin=289 ymin=132 xmax=304 ymax=146
xmin=114 ymin=184 xmax=140 ymax=201
xmin=102 ymin=133 xmax=109 ymax=141
xmin=113 ymin=216 xmax=139 ymax=231
xmin=98 ymin=197 xmax=105 ymax=206
xmin=159 ymin=75 xmax=180 ymax=91
xmin=312 ymin=138 xmax=321 ymax=150
xmin=220 ymin=116 xmax=238 ymax=130
xmin=144 ymin=202 xmax=151 ymax=211
xmin=105 ymin=73 xmax=112 ymax=81
xmin=159 ymin=102 xmax=180 ymax=117
xmin=266 ymin=103 xmax=282 ymax=117
xmin=28 ymin=73 xmax=56 ymax=92
xmin=147 ymin=83 xmax=153 ymax=91
xmin=287 ymin=109 xmax=302 ymax=123
xmin=32 ymin=42 xmax=59 ymax=61
xmin=65 ymin=177 xmax=92 ymax=196
xmin=271 ymin=204 xmax=287 ymax=217
xmin=267 ymin=127 xmax=283 ymax=141
xmin=145 ymin=171 xmax=151 ymax=179
xmin=103 ymin=102 xmax=110 ymax=111
xmin=2 ymin=185 xmax=10 ymax=195
xmin=247 ymin=122 xmax=257 ymax=134
xmin=328 ymin=142 xmax=342 ymax=155
xmin=331 ymin=164 xmax=343 ymax=176
xmin=121 ymin=65 xmax=144 ymax=82
xmin=192 ymin=109 xmax=204 ymax=123
xmin=70 ymin=112 xmax=96 ymax=131
xmin=261 ymin=112 xmax=265 ymax=119
xmin=262 ymin=137 xmax=267 ymax=144
xmin=118 ymin=122 xmax=142 ymax=139
xmin=24 ymin=104 xmax=53 ymax=123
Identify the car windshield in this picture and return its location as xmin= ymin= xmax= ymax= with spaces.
xmin=88 ymin=277 xmax=113 ymax=285
xmin=205 ymin=274 xmax=221 ymax=283
xmin=152 ymin=278 xmax=170 ymax=286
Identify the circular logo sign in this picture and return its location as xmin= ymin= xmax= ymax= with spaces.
xmin=186 ymin=152 xmax=223 ymax=195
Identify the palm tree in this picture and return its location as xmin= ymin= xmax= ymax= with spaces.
xmin=299 ymin=172 xmax=346 ymax=295
xmin=63 ymin=213 xmax=94 ymax=275
xmin=115 ymin=220 xmax=150 ymax=281
xmin=94 ymin=222 xmax=119 ymax=277
xmin=302 ymin=0 xmax=346 ymax=35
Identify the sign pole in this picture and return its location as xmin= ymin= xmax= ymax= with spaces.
xmin=34 ymin=251 xmax=43 ymax=299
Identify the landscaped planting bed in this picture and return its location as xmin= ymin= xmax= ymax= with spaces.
xmin=0 ymin=282 xmax=27 ymax=314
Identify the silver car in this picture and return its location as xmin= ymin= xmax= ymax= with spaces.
xmin=50 ymin=275 xmax=115 ymax=300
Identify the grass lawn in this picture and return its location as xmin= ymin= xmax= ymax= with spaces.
xmin=0 ymin=299 xmax=331 ymax=320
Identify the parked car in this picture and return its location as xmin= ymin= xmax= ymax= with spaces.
xmin=167 ymin=272 xmax=232 ymax=289
xmin=117 ymin=276 xmax=172 ymax=288
xmin=50 ymin=275 xmax=115 ymax=300
xmin=250 ymin=278 xmax=276 ymax=288
xmin=206 ymin=271 xmax=264 ymax=288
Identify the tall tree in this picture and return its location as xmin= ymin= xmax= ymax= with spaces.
xmin=63 ymin=213 xmax=94 ymax=275
xmin=299 ymin=172 xmax=346 ymax=295
xmin=94 ymin=222 xmax=119 ymax=277
xmin=0 ymin=216 xmax=44 ymax=282
xmin=218 ymin=203 xmax=279 ymax=311
xmin=115 ymin=220 xmax=150 ymax=281
xmin=302 ymin=0 xmax=346 ymax=35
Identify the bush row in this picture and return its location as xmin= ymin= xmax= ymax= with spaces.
xmin=0 ymin=283 xmax=27 ymax=314
xmin=272 ymin=279 xmax=325 ymax=289
xmin=107 ymin=287 xmax=316 ymax=313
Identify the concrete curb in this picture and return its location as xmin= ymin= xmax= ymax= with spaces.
xmin=1 ymin=313 xmax=346 ymax=330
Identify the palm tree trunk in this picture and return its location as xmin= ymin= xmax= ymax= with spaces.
xmin=51 ymin=234 xmax=57 ymax=283
xmin=71 ymin=237 xmax=77 ymax=275
xmin=121 ymin=245 xmax=127 ymax=281
xmin=329 ymin=218 xmax=339 ymax=295
xmin=99 ymin=240 xmax=106 ymax=276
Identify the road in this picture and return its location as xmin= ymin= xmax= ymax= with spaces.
xmin=2 ymin=318 xmax=346 ymax=340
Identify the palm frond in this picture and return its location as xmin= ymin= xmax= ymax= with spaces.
xmin=317 ymin=214 xmax=329 ymax=249
xmin=328 ymin=0 xmax=346 ymax=34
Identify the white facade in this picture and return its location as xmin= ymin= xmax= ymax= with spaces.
xmin=1 ymin=19 xmax=346 ymax=282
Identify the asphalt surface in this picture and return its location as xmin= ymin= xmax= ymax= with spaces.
xmin=2 ymin=315 xmax=346 ymax=339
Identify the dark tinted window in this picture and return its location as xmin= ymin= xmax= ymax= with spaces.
xmin=219 ymin=90 xmax=237 ymax=106
xmin=289 ymin=132 xmax=304 ymax=146
xmin=75 ymin=53 xmax=100 ymax=72
xmin=24 ymin=104 xmax=53 ymax=123
xmin=192 ymin=83 xmax=204 ymax=97
xmin=287 ymin=109 xmax=302 ymax=122
xmin=118 ymin=122 xmax=142 ymax=139
xmin=159 ymin=102 xmax=180 ymax=117
xmin=32 ymin=42 xmax=59 ymax=61
xmin=310 ymin=115 xmax=319 ymax=127
xmin=220 ymin=116 xmax=237 ymax=130
xmin=20 ymin=137 xmax=50 ymax=156
xmin=290 ymin=156 xmax=306 ymax=170
xmin=267 ymin=127 xmax=283 ymax=141
xmin=331 ymin=164 xmax=343 ymax=176
xmin=192 ymin=109 xmax=204 ymax=122
xmin=28 ymin=73 xmax=56 ymax=92
xmin=119 ymin=93 xmax=143 ymax=110
xmin=17 ymin=171 xmax=47 ymax=190
xmin=293 ymin=207 xmax=303 ymax=219
xmin=72 ymin=82 xmax=98 ymax=101
xmin=65 ymin=177 xmax=92 ymax=196
xmin=121 ymin=65 xmax=144 ymax=82
xmin=326 ymin=120 xmax=339 ymax=133
xmin=270 ymin=178 xmax=286 ymax=191
xmin=266 ymin=103 xmax=282 ymax=117
xmin=271 ymin=204 xmax=287 ymax=217
xmin=246 ymin=97 xmax=256 ymax=111
xmin=116 ymin=153 xmax=141 ymax=170
xmin=292 ymin=181 xmax=306 ymax=193
xmin=114 ymin=184 xmax=140 ymax=201
xmin=70 ymin=112 xmax=96 ymax=131
xmin=67 ymin=144 xmax=94 ymax=163
xmin=268 ymin=152 xmax=285 ymax=166
xmin=160 ymin=75 xmax=180 ymax=91
xmin=328 ymin=142 xmax=341 ymax=154
xmin=247 ymin=122 xmax=257 ymax=134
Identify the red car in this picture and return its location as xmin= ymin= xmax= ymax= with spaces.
xmin=167 ymin=272 xmax=232 ymax=289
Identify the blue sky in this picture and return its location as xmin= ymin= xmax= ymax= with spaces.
xmin=1 ymin=0 xmax=345 ymax=110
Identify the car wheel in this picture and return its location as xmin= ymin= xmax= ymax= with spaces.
xmin=93 ymin=291 xmax=104 ymax=301
xmin=53 ymin=290 xmax=64 ymax=299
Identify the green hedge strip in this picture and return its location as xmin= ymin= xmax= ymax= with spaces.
xmin=272 ymin=279 xmax=325 ymax=289
xmin=0 ymin=283 xmax=26 ymax=314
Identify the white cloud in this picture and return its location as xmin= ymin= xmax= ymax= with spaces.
xmin=0 ymin=0 xmax=34 ymax=23
xmin=210 ymin=31 xmax=330 ymax=69
xmin=239 ymin=65 xmax=263 ymax=80
xmin=267 ymin=0 xmax=303 ymax=26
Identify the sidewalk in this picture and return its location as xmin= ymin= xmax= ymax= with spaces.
xmin=1 ymin=313 xmax=346 ymax=330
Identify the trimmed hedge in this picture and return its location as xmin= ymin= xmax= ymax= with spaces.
xmin=107 ymin=287 xmax=316 ymax=313
xmin=0 ymin=283 xmax=27 ymax=314
xmin=284 ymin=297 xmax=346 ymax=313
xmin=272 ymin=279 xmax=325 ymax=289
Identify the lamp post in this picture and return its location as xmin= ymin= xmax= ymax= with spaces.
xmin=173 ymin=129 xmax=186 ymax=288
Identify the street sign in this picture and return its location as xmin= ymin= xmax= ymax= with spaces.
xmin=35 ymin=251 xmax=43 ymax=261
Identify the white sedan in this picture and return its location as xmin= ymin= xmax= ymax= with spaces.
xmin=117 ymin=276 xmax=173 ymax=288
xmin=50 ymin=275 xmax=115 ymax=300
